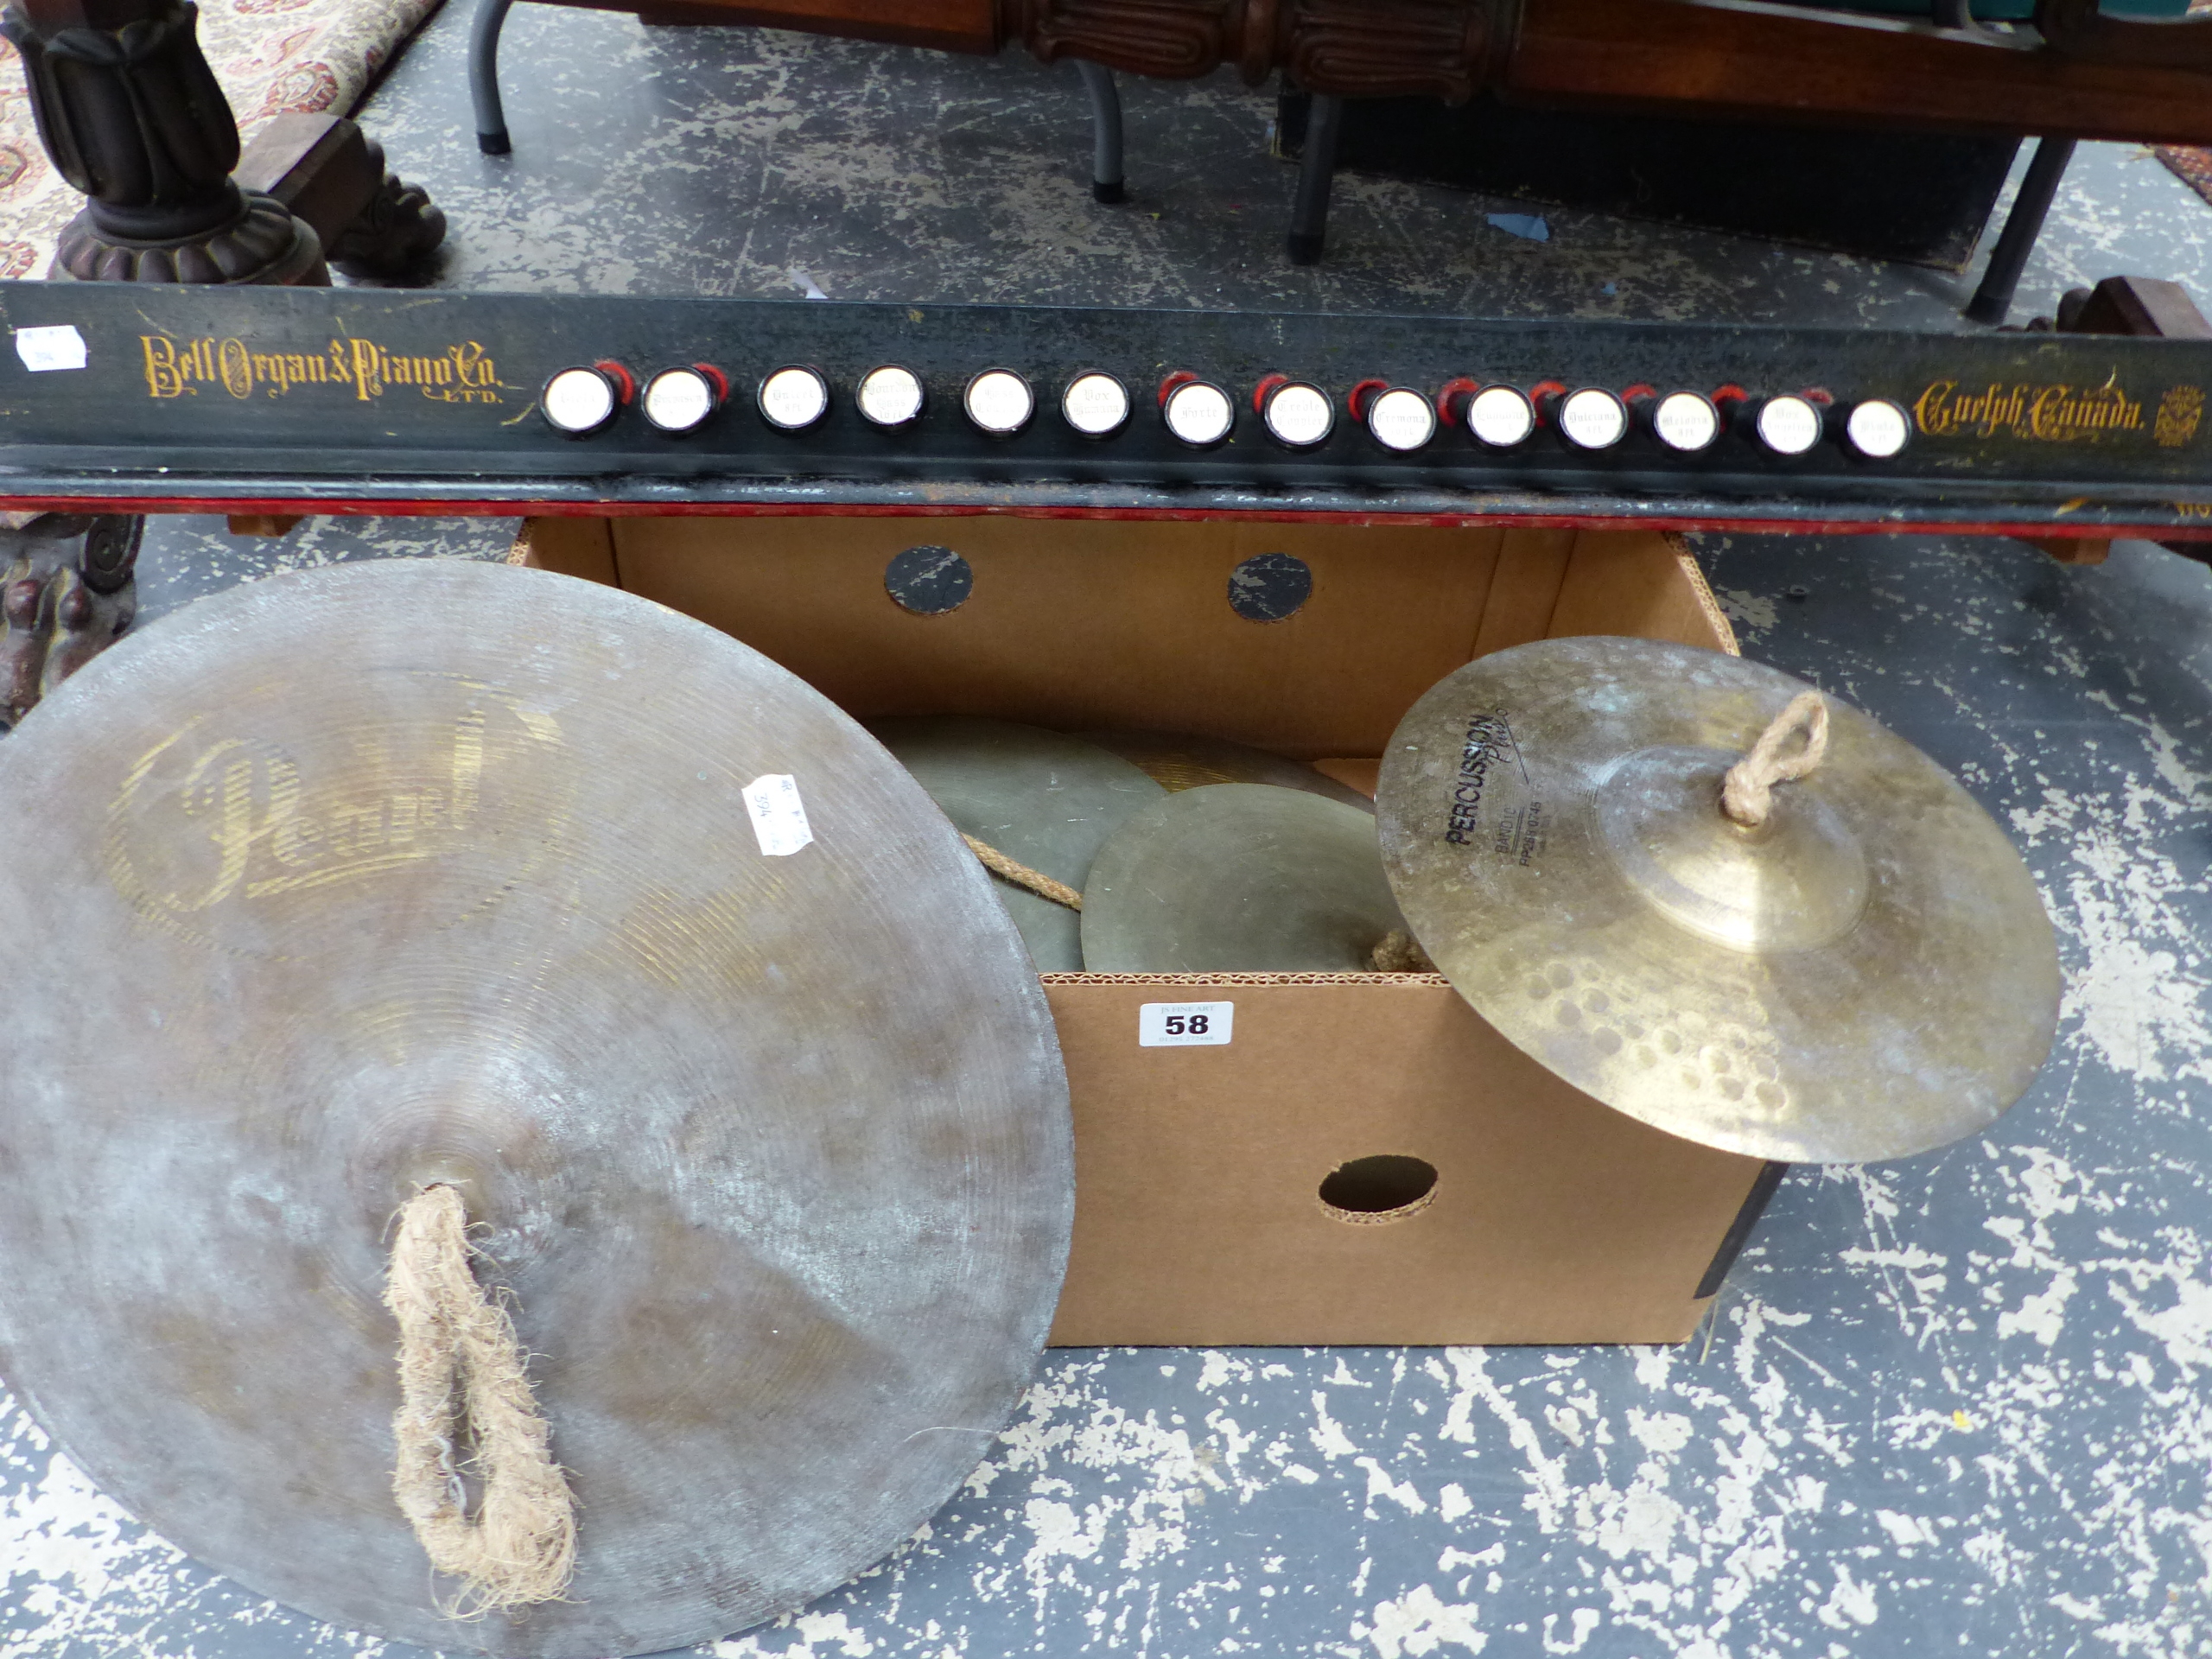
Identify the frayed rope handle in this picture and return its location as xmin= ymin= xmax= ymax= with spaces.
xmin=963 ymin=833 xmax=1084 ymax=910
xmin=1720 ymin=691 xmax=1829 ymax=828
xmin=385 ymin=1185 xmax=577 ymax=1614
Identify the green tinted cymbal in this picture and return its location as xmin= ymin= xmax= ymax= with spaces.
xmin=867 ymin=716 xmax=1166 ymax=970
xmin=1078 ymin=728 xmax=1374 ymax=810
xmin=1081 ymin=783 xmax=1411 ymax=972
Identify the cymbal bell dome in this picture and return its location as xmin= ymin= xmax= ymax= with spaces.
xmin=1376 ymin=636 xmax=2060 ymax=1165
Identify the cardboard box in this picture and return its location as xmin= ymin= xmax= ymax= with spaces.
xmin=518 ymin=512 xmax=1768 ymax=1345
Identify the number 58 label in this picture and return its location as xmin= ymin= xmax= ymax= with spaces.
xmin=1138 ymin=1001 xmax=1234 ymax=1047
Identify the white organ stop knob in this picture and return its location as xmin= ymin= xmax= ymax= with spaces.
xmin=1845 ymin=399 xmax=1911 ymax=459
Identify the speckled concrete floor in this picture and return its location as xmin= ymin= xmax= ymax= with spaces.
xmin=11 ymin=10 xmax=2212 ymax=1659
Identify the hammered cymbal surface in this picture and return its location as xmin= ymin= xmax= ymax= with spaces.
xmin=866 ymin=716 xmax=1166 ymax=970
xmin=0 ymin=561 xmax=1073 ymax=1657
xmin=1078 ymin=728 xmax=1374 ymax=810
xmin=1377 ymin=637 xmax=2059 ymax=1164
xmin=1082 ymin=784 xmax=1410 ymax=972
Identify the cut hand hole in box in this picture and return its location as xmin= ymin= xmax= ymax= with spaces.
xmin=1319 ymin=1154 xmax=1438 ymax=1222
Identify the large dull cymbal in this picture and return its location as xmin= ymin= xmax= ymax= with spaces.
xmin=866 ymin=716 xmax=1165 ymax=970
xmin=1377 ymin=637 xmax=2059 ymax=1164
xmin=1079 ymin=728 xmax=1375 ymax=810
xmin=0 ymin=561 xmax=1073 ymax=1657
xmin=1083 ymin=784 xmax=1410 ymax=971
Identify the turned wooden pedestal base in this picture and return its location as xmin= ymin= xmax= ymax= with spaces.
xmin=5 ymin=0 xmax=441 ymax=288
xmin=0 ymin=0 xmax=446 ymax=716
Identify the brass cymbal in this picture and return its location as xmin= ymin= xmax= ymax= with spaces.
xmin=0 ymin=561 xmax=1073 ymax=1657
xmin=1082 ymin=784 xmax=1411 ymax=972
xmin=866 ymin=716 xmax=1166 ymax=970
xmin=1078 ymin=728 xmax=1375 ymax=810
xmin=1376 ymin=636 xmax=2060 ymax=1164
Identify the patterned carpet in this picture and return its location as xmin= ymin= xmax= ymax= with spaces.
xmin=2158 ymin=144 xmax=2212 ymax=212
xmin=2171 ymin=1 xmax=2212 ymax=207
xmin=0 ymin=0 xmax=443 ymax=280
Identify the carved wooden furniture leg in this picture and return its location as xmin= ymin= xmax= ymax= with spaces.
xmin=3 ymin=0 xmax=444 ymax=283
xmin=1964 ymin=137 xmax=2075 ymax=327
xmin=0 ymin=514 xmax=138 ymax=731
xmin=1 ymin=0 xmax=323 ymax=283
xmin=236 ymin=111 xmax=446 ymax=279
xmin=0 ymin=10 xmax=445 ymax=720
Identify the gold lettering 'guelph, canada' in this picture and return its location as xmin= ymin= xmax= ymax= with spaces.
xmin=139 ymin=334 xmax=506 ymax=404
xmin=1911 ymin=378 xmax=2158 ymax=444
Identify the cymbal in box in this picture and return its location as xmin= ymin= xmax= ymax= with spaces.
xmin=0 ymin=512 xmax=2069 ymax=1659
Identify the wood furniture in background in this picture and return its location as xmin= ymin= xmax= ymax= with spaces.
xmin=3 ymin=0 xmax=443 ymax=283
xmin=475 ymin=0 xmax=2212 ymax=146
xmin=467 ymin=0 xmax=2212 ymax=290
xmin=0 ymin=0 xmax=445 ymax=725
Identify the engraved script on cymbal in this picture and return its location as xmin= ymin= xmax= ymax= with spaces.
xmin=105 ymin=681 xmax=564 ymax=944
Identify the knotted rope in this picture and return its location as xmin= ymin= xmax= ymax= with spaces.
xmin=385 ymin=1185 xmax=576 ymax=1614
xmin=963 ymin=834 xmax=1083 ymax=911
xmin=1369 ymin=929 xmax=1437 ymax=973
xmin=1720 ymin=691 xmax=1829 ymax=828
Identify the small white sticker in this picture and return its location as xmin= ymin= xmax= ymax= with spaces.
xmin=1138 ymin=1001 xmax=1234 ymax=1047
xmin=15 ymin=325 xmax=86 ymax=372
xmin=743 ymin=773 xmax=814 ymax=857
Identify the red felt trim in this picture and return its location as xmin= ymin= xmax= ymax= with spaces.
xmin=1527 ymin=379 xmax=1567 ymax=423
xmin=592 ymin=361 xmax=635 ymax=403
xmin=6 ymin=491 xmax=2203 ymax=541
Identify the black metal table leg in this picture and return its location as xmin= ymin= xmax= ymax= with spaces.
xmin=472 ymin=0 xmax=519 ymax=155
xmin=1966 ymin=135 xmax=2076 ymax=326
xmin=1287 ymin=92 xmax=1344 ymax=265
xmin=1075 ymin=60 xmax=1124 ymax=204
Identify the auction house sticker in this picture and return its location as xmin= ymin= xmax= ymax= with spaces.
xmin=1139 ymin=1001 xmax=1234 ymax=1047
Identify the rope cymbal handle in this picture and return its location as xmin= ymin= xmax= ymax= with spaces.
xmin=963 ymin=834 xmax=1083 ymax=911
xmin=385 ymin=1185 xmax=576 ymax=1614
xmin=1720 ymin=691 xmax=1829 ymax=828
xmin=1369 ymin=929 xmax=1436 ymax=973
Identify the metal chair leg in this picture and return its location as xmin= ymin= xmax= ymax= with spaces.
xmin=1287 ymin=92 xmax=1343 ymax=266
xmin=1075 ymin=60 xmax=1124 ymax=204
xmin=1966 ymin=136 xmax=2076 ymax=326
xmin=471 ymin=0 xmax=519 ymax=156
